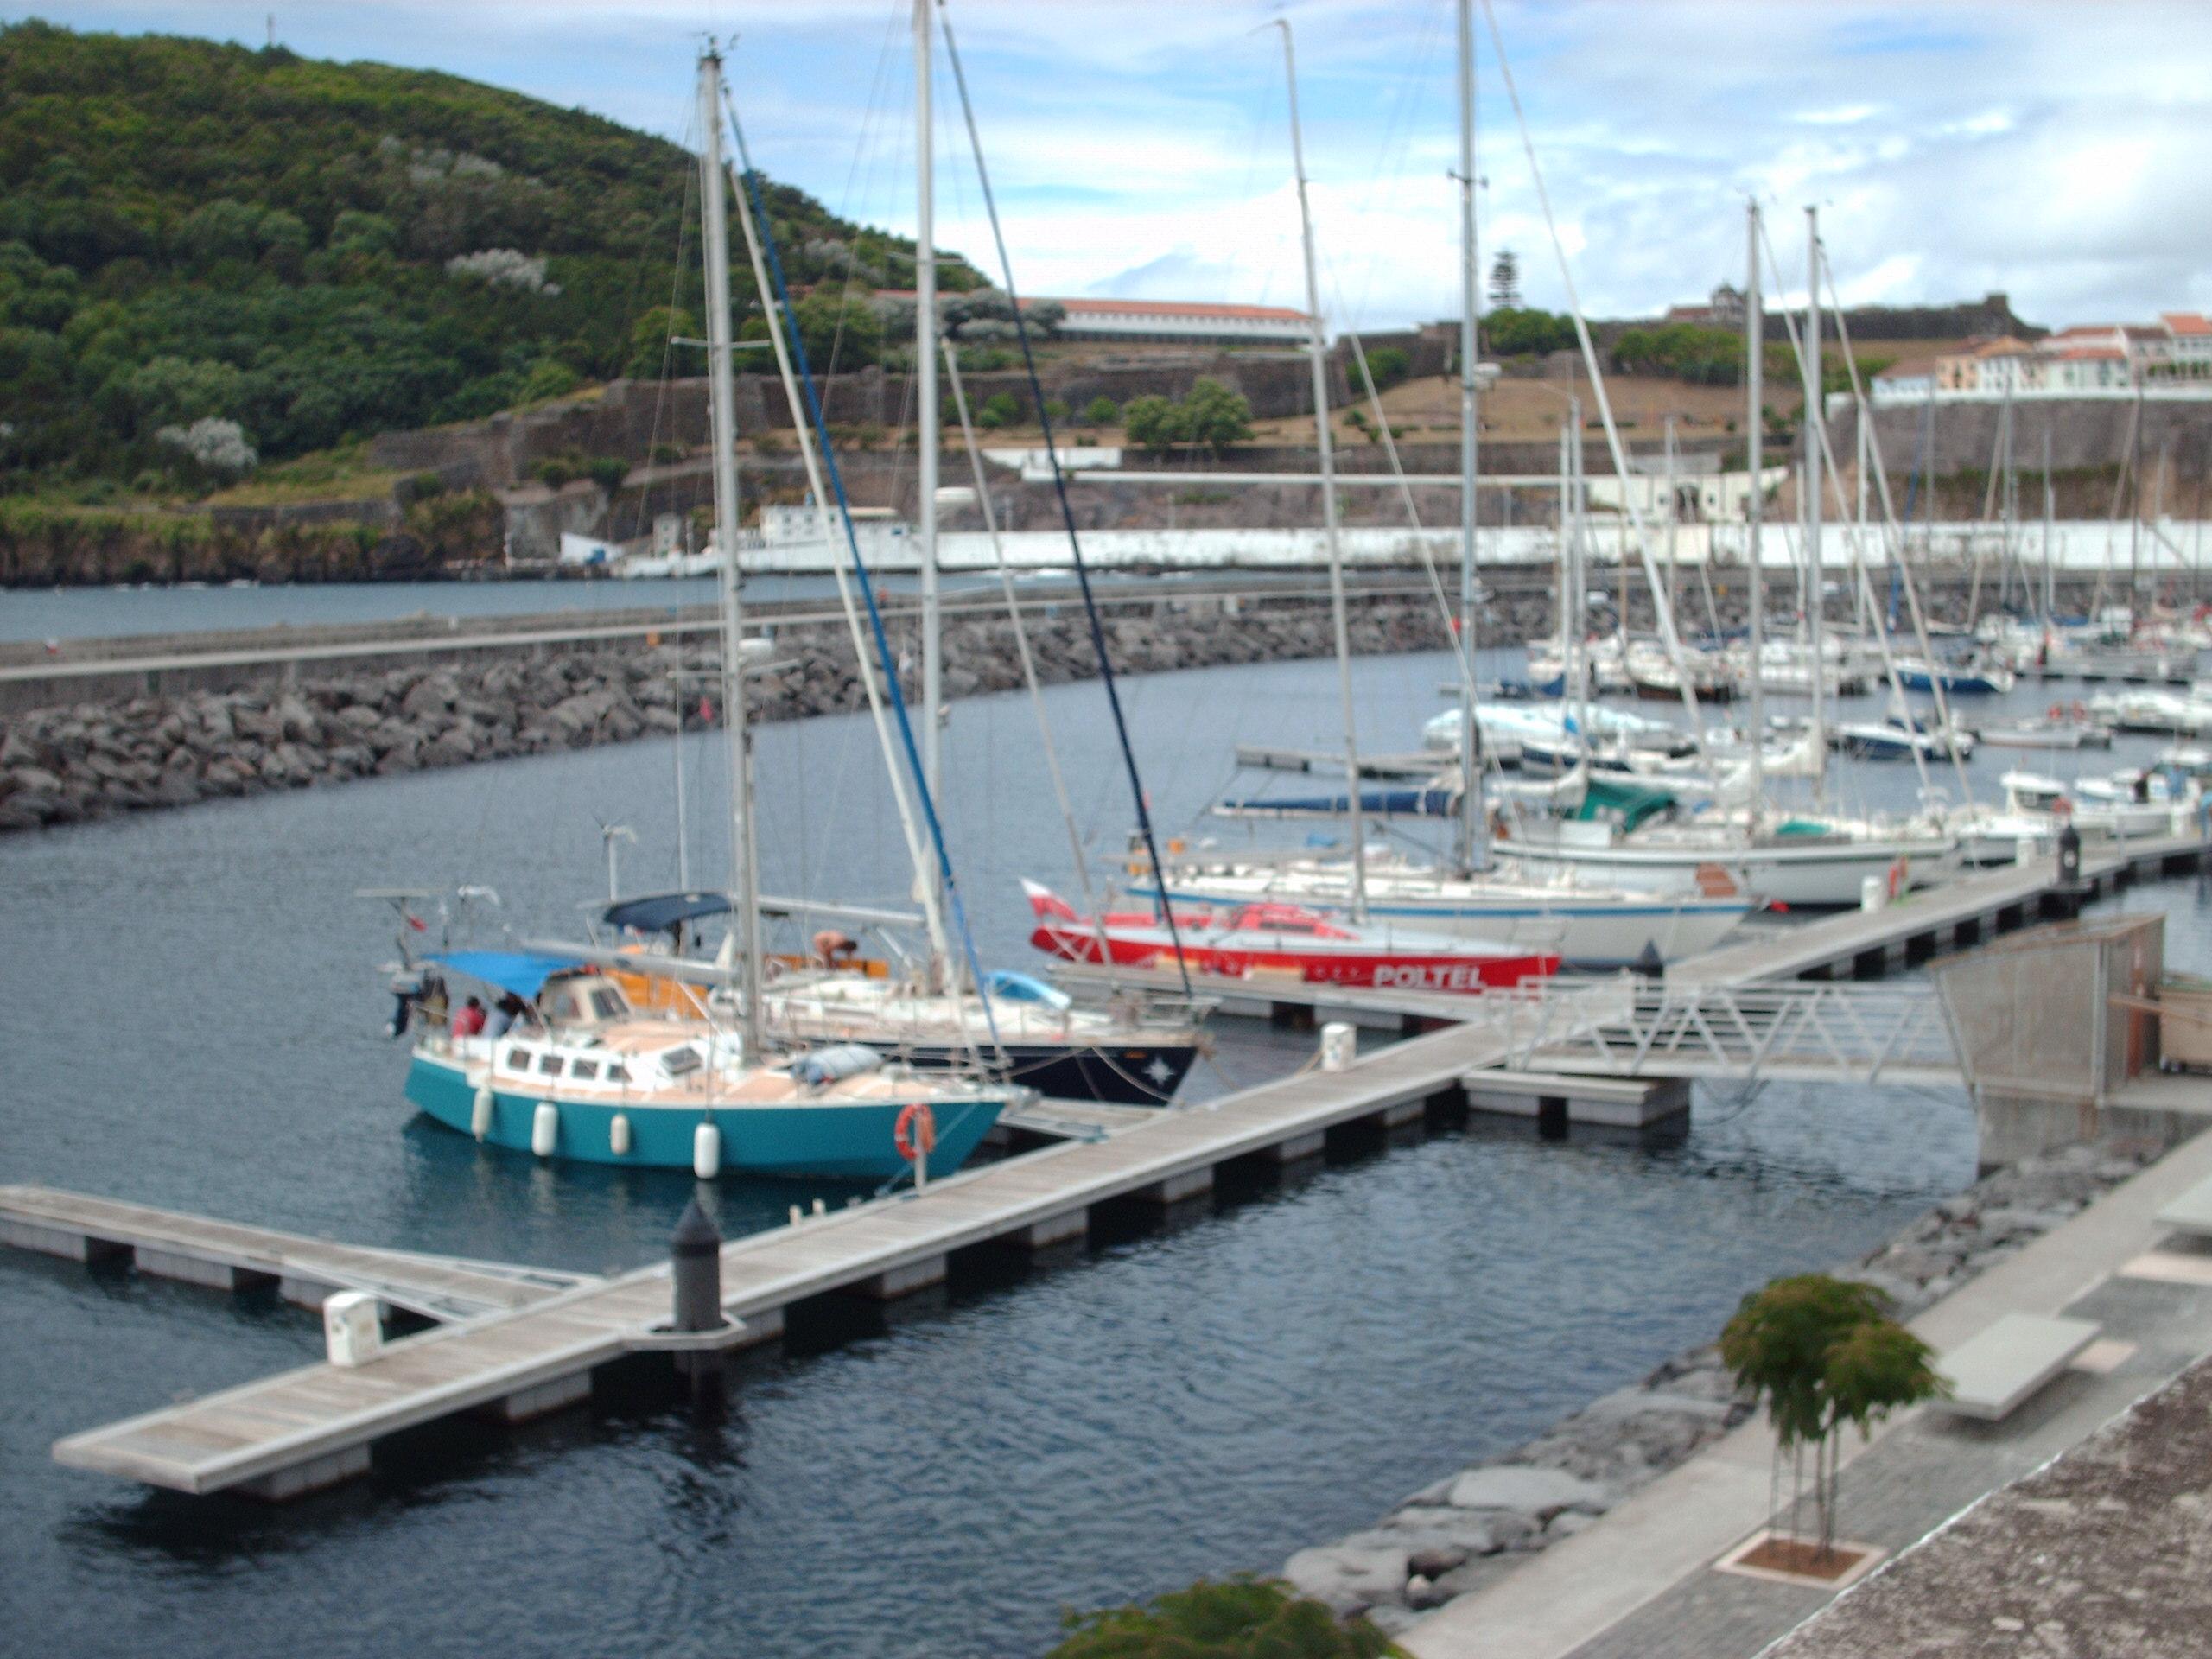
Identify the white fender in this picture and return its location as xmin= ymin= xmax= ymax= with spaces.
xmin=609 ymin=1112 xmax=632 ymax=1157
xmin=693 ymin=1121 xmax=722 ymax=1180
xmin=471 ymin=1083 xmax=495 ymax=1141
xmin=531 ymin=1101 xmax=559 ymax=1158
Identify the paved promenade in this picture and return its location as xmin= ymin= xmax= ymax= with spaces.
xmin=1401 ymin=1117 xmax=2212 ymax=1659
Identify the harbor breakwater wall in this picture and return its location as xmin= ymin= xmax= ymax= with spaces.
xmin=0 ymin=568 xmax=2117 ymax=835
xmin=0 ymin=591 xmax=1467 ymax=834
xmin=1280 ymin=1137 xmax=2163 ymax=1640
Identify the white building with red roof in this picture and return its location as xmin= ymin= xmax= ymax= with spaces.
xmin=875 ymin=290 xmax=1311 ymax=347
xmin=2158 ymin=311 xmax=2212 ymax=375
xmin=1041 ymin=296 xmax=1311 ymax=346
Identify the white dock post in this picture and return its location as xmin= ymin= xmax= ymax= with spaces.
xmin=324 ymin=1291 xmax=384 ymax=1369
xmin=1320 ymin=1022 xmax=1357 ymax=1072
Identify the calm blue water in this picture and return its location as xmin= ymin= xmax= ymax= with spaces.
xmin=7 ymin=646 xmax=2197 ymax=1659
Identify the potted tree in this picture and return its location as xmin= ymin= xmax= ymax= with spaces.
xmin=1720 ymin=1274 xmax=1947 ymax=1576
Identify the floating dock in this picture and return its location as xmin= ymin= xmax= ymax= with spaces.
xmin=43 ymin=1018 xmax=1522 ymax=1499
xmin=21 ymin=830 xmax=2209 ymax=1502
xmin=0 ymin=1186 xmax=593 ymax=1321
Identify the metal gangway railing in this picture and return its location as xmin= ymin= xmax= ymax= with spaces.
xmin=1476 ymin=976 xmax=1963 ymax=1088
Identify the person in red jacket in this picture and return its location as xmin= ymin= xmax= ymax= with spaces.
xmin=451 ymin=995 xmax=486 ymax=1039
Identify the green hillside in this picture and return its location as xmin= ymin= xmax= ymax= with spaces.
xmin=0 ymin=20 xmax=973 ymax=495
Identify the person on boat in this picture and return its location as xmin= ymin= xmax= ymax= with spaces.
xmin=451 ymin=995 xmax=486 ymax=1039
xmin=813 ymin=929 xmax=861 ymax=969
xmin=486 ymin=994 xmax=526 ymax=1039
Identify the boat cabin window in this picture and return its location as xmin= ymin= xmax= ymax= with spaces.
xmin=569 ymin=1058 xmax=600 ymax=1081
xmin=502 ymin=1046 xmax=529 ymax=1071
xmin=536 ymin=1052 xmax=565 ymax=1077
xmin=605 ymin=1063 xmax=629 ymax=1084
xmin=661 ymin=1046 xmax=703 ymax=1078
xmin=540 ymin=978 xmax=632 ymax=1027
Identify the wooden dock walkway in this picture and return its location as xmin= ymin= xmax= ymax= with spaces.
xmin=29 ymin=831 xmax=2212 ymax=1502
xmin=1679 ymin=835 xmax=2202 ymax=987
xmin=49 ymin=1018 xmax=1523 ymax=1500
xmin=0 ymin=1186 xmax=594 ymax=1322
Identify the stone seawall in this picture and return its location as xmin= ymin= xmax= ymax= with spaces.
xmin=1279 ymin=1139 xmax=2164 ymax=1640
xmin=0 ymin=568 xmax=2102 ymax=834
xmin=0 ymin=594 xmax=1471 ymax=834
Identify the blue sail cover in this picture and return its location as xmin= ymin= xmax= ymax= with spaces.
xmin=601 ymin=891 xmax=732 ymax=933
xmin=429 ymin=950 xmax=588 ymax=1000
xmin=1218 ymin=787 xmax=1460 ymax=819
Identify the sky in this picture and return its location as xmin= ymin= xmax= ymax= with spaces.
xmin=15 ymin=1 xmax=2212 ymax=334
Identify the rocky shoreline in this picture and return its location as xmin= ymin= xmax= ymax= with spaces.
xmin=1281 ymin=1137 xmax=2164 ymax=1639
xmin=0 ymin=564 xmax=2106 ymax=835
xmin=0 ymin=595 xmax=1453 ymax=833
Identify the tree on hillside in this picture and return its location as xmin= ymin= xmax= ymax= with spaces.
xmin=1364 ymin=346 xmax=1410 ymax=389
xmin=1484 ymin=307 xmax=1575 ymax=359
xmin=790 ymin=289 xmax=882 ymax=372
xmin=626 ymin=305 xmax=700 ymax=380
xmin=1082 ymin=395 xmax=1119 ymax=426
xmin=1610 ymin=323 xmax=1741 ymax=386
xmin=1489 ymin=247 xmax=1522 ymax=309
xmin=1722 ymin=1274 xmax=1946 ymax=1556
xmin=1180 ymin=378 xmax=1253 ymax=452
xmin=1122 ymin=393 xmax=1181 ymax=450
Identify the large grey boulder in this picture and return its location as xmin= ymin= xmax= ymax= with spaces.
xmin=1445 ymin=1465 xmax=1611 ymax=1521
xmin=1280 ymin=1541 xmax=1410 ymax=1616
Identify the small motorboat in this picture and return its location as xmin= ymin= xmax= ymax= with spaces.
xmin=1971 ymin=702 xmax=2113 ymax=752
xmin=1023 ymin=883 xmax=1557 ymax=995
xmin=1897 ymin=658 xmax=2016 ymax=696
xmin=1828 ymin=716 xmax=1974 ymax=763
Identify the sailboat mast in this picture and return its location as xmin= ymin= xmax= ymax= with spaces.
xmin=1453 ymin=0 xmax=1484 ymax=875
xmin=2129 ymin=378 xmax=2145 ymax=627
xmin=1855 ymin=406 xmax=1869 ymax=637
xmin=1277 ymin=22 xmax=1368 ymax=921
xmin=1803 ymin=207 xmax=1825 ymax=805
xmin=2044 ymin=428 xmax=2056 ymax=624
xmin=699 ymin=50 xmax=764 ymax=1060
xmin=1663 ymin=415 xmax=1679 ymax=637
xmin=915 ymin=0 xmax=942 ymax=807
xmin=1745 ymin=200 xmax=1765 ymax=820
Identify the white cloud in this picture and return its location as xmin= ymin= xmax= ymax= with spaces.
xmin=37 ymin=0 xmax=2212 ymax=329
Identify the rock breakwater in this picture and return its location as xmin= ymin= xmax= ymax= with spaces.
xmin=1282 ymin=1138 xmax=2163 ymax=1638
xmin=0 ymin=596 xmax=1452 ymax=833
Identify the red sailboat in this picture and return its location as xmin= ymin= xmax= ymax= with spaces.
xmin=1023 ymin=882 xmax=1557 ymax=995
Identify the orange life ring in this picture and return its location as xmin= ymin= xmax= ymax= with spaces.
xmin=894 ymin=1101 xmax=937 ymax=1162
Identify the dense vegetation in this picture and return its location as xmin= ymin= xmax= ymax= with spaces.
xmin=0 ymin=21 xmax=976 ymax=496
xmin=1046 ymin=1580 xmax=1397 ymax=1658
xmin=1123 ymin=378 xmax=1255 ymax=453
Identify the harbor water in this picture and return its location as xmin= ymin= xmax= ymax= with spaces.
xmin=5 ymin=639 xmax=2203 ymax=1658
